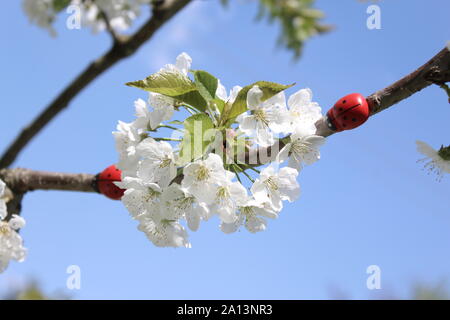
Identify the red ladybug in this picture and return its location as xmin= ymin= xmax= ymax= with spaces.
xmin=96 ymin=164 xmax=125 ymax=200
xmin=326 ymin=93 xmax=370 ymax=132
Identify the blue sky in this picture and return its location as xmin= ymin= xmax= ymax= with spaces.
xmin=0 ymin=0 xmax=449 ymax=299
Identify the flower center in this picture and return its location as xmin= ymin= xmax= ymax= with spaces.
xmin=241 ymin=206 xmax=255 ymax=217
xmin=253 ymin=109 xmax=269 ymax=126
xmin=145 ymin=188 xmax=160 ymax=202
xmin=0 ymin=222 xmax=11 ymax=236
xmin=176 ymin=197 xmax=194 ymax=211
xmin=265 ymin=177 xmax=278 ymax=191
xmin=216 ymin=186 xmax=230 ymax=200
xmin=291 ymin=111 xmax=301 ymax=118
xmin=290 ymin=139 xmax=312 ymax=155
xmin=159 ymin=157 xmax=172 ymax=168
xmin=195 ymin=165 xmax=210 ymax=181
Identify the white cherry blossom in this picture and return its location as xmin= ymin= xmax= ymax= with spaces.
xmin=161 ymin=184 xmax=209 ymax=232
xmin=133 ymin=95 xmax=175 ymax=132
xmin=112 ymin=120 xmax=143 ymax=175
xmin=287 ymin=88 xmax=323 ymax=134
xmin=162 ymin=52 xmax=192 ymax=76
xmin=112 ymin=52 xmax=328 ymax=248
xmin=181 ymin=153 xmax=229 ymax=204
xmin=251 ymin=166 xmax=300 ymax=211
xmin=136 ymin=138 xmax=177 ymax=188
xmin=116 ymin=177 xmax=162 ymax=218
xmin=22 ymin=0 xmax=56 ymax=36
xmin=237 ymin=86 xmax=289 ymax=147
xmin=221 ymin=199 xmax=278 ymax=234
xmin=136 ymin=203 xmax=190 ymax=248
xmin=0 ymin=218 xmax=27 ymax=273
xmin=0 ymin=181 xmax=27 ymax=273
xmin=142 ymin=52 xmax=193 ymax=128
xmin=216 ymin=82 xmax=242 ymax=105
xmin=277 ymin=129 xmax=326 ymax=170
xmin=208 ymin=171 xmax=248 ymax=224
xmin=23 ymin=0 xmax=152 ymax=35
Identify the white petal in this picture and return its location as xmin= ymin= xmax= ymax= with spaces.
xmin=186 ymin=207 xmax=201 ymax=232
xmin=189 ymin=183 xmax=217 ymax=205
xmin=175 ymin=52 xmax=192 ymax=75
xmin=288 ymin=88 xmax=312 ymax=108
xmin=304 ymin=135 xmax=326 ymax=148
xmin=245 ymin=215 xmax=267 ymax=233
xmin=217 ymin=205 xmax=238 ymax=224
xmin=250 ymin=180 xmax=269 ymax=203
xmin=134 ymin=98 xmax=148 ymax=118
xmin=229 ymin=86 xmax=242 ymax=104
xmin=255 ymin=126 xmax=274 ymax=147
xmin=220 ymin=218 xmax=241 ymax=234
xmin=0 ymin=179 xmax=6 ymax=197
xmin=0 ymin=200 xmax=7 ymax=220
xmin=238 ymin=115 xmax=257 ymax=135
xmin=8 ymin=215 xmax=26 ymax=230
xmin=287 ymin=156 xmax=302 ymax=170
xmin=229 ymin=182 xmax=248 ymax=206
xmin=216 ymin=80 xmax=228 ymax=101
xmin=204 ymin=153 xmax=224 ymax=171
xmin=276 ymin=144 xmax=291 ymax=163
xmin=247 ymin=86 xmax=263 ymax=109
xmin=278 ymin=167 xmax=300 ymax=202
xmin=264 ymin=91 xmax=286 ymax=108
xmin=416 ymin=140 xmax=438 ymax=158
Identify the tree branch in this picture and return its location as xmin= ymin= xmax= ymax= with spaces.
xmin=315 ymin=46 xmax=450 ymax=138
xmin=247 ymin=46 xmax=450 ymax=165
xmin=96 ymin=5 xmax=120 ymax=43
xmin=0 ymin=168 xmax=96 ymax=194
xmin=0 ymin=0 xmax=192 ymax=169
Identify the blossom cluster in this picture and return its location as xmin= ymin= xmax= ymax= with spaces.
xmin=0 ymin=179 xmax=27 ymax=273
xmin=114 ymin=53 xmax=326 ymax=247
xmin=23 ymin=0 xmax=151 ymax=35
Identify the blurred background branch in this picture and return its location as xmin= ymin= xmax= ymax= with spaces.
xmin=0 ymin=0 xmax=192 ymax=169
xmin=222 ymin=0 xmax=331 ymax=58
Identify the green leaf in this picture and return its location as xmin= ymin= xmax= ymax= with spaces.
xmin=179 ymin=114 xmax=215 ymax=163
xmin=126 ymin=70 xmax=196 ymax=97
xmin=173 ymin=90 xmax=207 ymax=112
xmin=210 ymin=98 xmax=225 ymax=114
xmin=52 ymin=0 xmax=71 ymax=12
xmin=226 ymin=81 xmax=294 ymax=119
xmin=193 ymin=70 xmax=218 ymax=102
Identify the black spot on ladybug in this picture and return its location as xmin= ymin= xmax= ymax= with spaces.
xmin=339 ymin=108 xmax=343 ymax=111
xmin=107 ymin=174 xmax=111 ymax=178
xmin=116 ymin=168 xmax=119 ymax=171
xmin=342 ymin=100 xmax=346 ymax=104
xmin=352 ymin=118 xmax=357 ymax=122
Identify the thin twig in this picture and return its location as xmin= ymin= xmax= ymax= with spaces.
xmin=314 ymin=46 xmax=450 ymax=138
xmin=96 ymin=5 xmax=120 ymax=43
